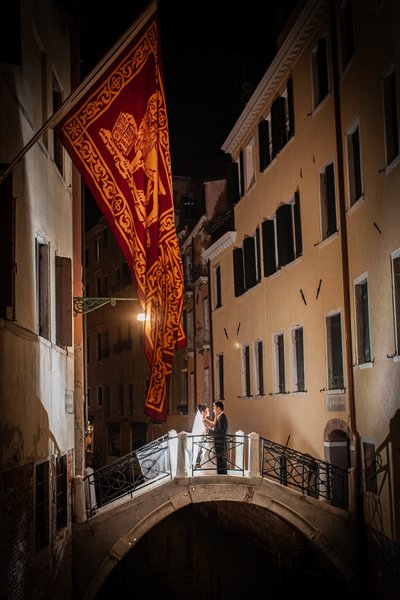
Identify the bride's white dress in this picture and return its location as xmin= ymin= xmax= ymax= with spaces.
xmin=190 ymin=411 xmax=217 ymax=475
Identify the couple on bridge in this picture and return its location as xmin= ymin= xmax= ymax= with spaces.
xmin=191 ymin=401 xmax=228 ymax=474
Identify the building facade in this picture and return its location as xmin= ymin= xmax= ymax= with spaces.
xmin=204 ymin=0 xmax=399 ymax=594
xmin=0 ymin=1 xmax=81 ymax=597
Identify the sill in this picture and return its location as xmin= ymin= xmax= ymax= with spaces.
xmin=354 ymin=361 xmax=374 ymax=369
xmin=291 ymin=390 xmax=308 ymax=396
xmin=323 ymin=388 xmax=346 ymax=394
xmin=393 ymin=355 xmax=400 ymax=363
xmin=316 ymin=231 xmax=338 ymax=249
xmin=384 ymin=155 xmax=400 ymax=176
xmin=309 ymin=92 xmax=332 ymax=117
xmin=254 ymin=394 xmax=266 ymax=399
xmin=347 ymin=194 xmax=364 ymax=216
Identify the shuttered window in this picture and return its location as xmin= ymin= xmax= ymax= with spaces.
xmin=255 ymin=340 xmax=264 ymax=396
xmin=56 ymin=256 xmax=72 ymax=347
xmin=271 ymin=96 xmax=287 ymax=158
xmin=392 ymin=255 xmax=400 ymax=354
xmin=326 ymin=313 xmax=344 ymax=390
xmin=347 ymin=123 xmax=363 ymax=206
xmin=0 ymin=171 xmax=15 ymax=319
xmin=55 ymin=455 xmax=68 ymax=530
xmin=312 ymin=36 xmax=329 ymax=108
xmin=226 ymin=160 xmax=240 ymax=205
xmin=262 ymin=219 xmax=277 ymax=276
xmin=294 ymin=191 xmax=303 ymax=258
xmin=292 ymin=327 xmax=305 ymax=392
xmin=243 ymin=236 xmax=257 ymax=290
xmin=340 ymin=0 xmax=355 ymax=72
xmin=320 ymin=162 xmax=337 ymax=239
xmin=355 ymin=279 xmax=371 ymax=364
xmin=258 ymin=118 xmax=271 ymax=171
xmin=274 ymin=333 xmax=286 ymax=393
xmin=36 ymin=241 xmax=50 ymax=339
xmin=383 ymin=69 xmax=399 ymax=166
xmin=233 ymin=247 xmax=245 ymax=297
xmin=214 ymin=265 xmax=222 ymax=308
xmin=242 ymin=345 xmax=251 ymax=397
xmin=277 ymin=204 xmax=295 ymax=267
xmin=216 ymin=353 xmax=224 ymax=400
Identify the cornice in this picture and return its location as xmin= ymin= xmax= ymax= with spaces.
xmin=222 ymin=0 xmax=329 ymax=156
xmin=202 ymin=231 xmax=237 ymax=262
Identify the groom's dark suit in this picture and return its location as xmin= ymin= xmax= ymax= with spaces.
xmin=212 ymin=412 xmax=228 ymax=474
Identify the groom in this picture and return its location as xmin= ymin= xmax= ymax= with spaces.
xmin=210 ymin=401 xmax=228 ymax=474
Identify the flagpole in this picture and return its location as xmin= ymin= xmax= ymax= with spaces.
xmin=0 ymin=0 xmax=157 ymax=186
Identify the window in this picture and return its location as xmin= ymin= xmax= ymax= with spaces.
xmin=127 ymin=383 xmax=133 ymax=416
xmin=0 ymin=170 xmax=15 ymax=320
xmin=274 ymin=333 xmax=286 ymax=393
xmin=383 ymin=67 xmax=399 ymax=167
xmin=258 ymin=114 xmax=272 ymax=171
xmin=216 ymin=353 xmax=224 ymax=400
xmin=105 ymin=386 xmax=111 ymax=416
xmin=36 ymin=240 xmax=50 ymax=339
xmin=245 ymin=137 xmax=256 ymax=191
xmin=108 ymin=424 xmax=121 ymax=457
xmin=186 ymin=310 xmax=194 ymax=350
xmin=319 ymin=162 xmax=337 ymax=240
xmin=311 ymin=36 xmax=329 ymax=109
xmin=233 ymin=228 xmax=261 ymax=296
xmin=254 ymin=340 xmax=264 ymax=396
xmin=276 ymin=192 xmax=302 ymax=268
xmin=203 ymin=367 xmax=210 ymax=405
xmin=97 ymin=332 xmax=102 ymax=361
xmin=97 ymin=385 xmax=103 ymax=407
xmin=291 ymin=327 xmax=305 ymax=392
xmin=118 ymin=384 xmax=124 ymax=416
xmin=52 ymin=75 xmax=63 ymax=175
xmin=326 ymin=312 xmax=344 ymax=389
xmin=214 ymin=264 xmax=222 ymax=308
xmin=96 ymin=237 xmax=101 ymax=262
xmin=262 ymin=218 xmax=278 ymax=277
xmin=270 ymin=79 xmax=295 ymax=159
xmin=363 ymin=441 xmax=378 ymax=494
xmin=346 ymin=121 xmax=363 ymax=207
xmin=203 ymin=297 xmax=210 ymax=341
xmin=189 ymin=372 xmax=195 ymax=411
xmin=35 ymin=461 xmax=49 ymax=550
xmin=55 ymin=256 xmax=72 ymax=347
xmin=355 ymin=276 xmax=371 ymax=364
xmin=392 ymin=252 xmax=400 ymax=355
xmin=55 ymin=455 xmax=68 ymax=530
xmin=339 ymin=0 xmax=355 ymax=72
xmin=242 ymin=345 xmax=251 ymax=397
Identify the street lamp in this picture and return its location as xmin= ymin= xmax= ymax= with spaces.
xmin=73 ymin=296 xmax=139 ymax=316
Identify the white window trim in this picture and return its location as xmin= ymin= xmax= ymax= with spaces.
xmin=382 ymin=62 xmax=400 ymax=171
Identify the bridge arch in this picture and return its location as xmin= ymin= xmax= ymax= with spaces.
xmin=74 ymin=476 xmax=361 ymax=599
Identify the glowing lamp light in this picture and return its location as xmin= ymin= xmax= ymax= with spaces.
xmin=137 ymin=312 xmax=150 ymax=322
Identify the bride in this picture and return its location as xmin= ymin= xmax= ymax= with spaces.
xmin=191 ymin=404 xmax=216 ymax=474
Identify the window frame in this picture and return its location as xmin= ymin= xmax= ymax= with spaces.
xmin=354 ymin=273 xmax=372 ymax=366
xmin=273 ymin=331 xmax=286 ymax=394
xmin=346 ymin=117 xmax=364 ymax=209
xmin=254 ymin=339 xmax=265 ymax=397
xmin=382 ymin=64 xmax=399 ymax=169
xmin=325 ymin=310 xmax=345 ymax=391
xmin=241 ymin=344 xmax=251 ymax=398
xmin=291 ymin=325 xmax=306 ymax=393
xmin=391 ymin=249 xmax=400 ymax=357
xmin=318 ymin=160 xmax=338 ymax=241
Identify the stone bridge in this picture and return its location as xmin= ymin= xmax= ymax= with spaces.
xmin=72 ymin=432 xmax=362 ymax=598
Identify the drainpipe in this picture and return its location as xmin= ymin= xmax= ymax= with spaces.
xmin=207 ymin=257 xmax=215 ymax=407
xmin=191 ymin=237 xmax=197 ymax=412
xmin=329 ymin=0 xmax=366 ymax=578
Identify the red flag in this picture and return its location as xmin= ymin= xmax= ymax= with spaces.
xmin=56 ymin=4 xmax=186 ymax=421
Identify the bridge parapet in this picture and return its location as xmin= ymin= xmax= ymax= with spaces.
xmin=75 ymin=430 xmax=351 ymax=521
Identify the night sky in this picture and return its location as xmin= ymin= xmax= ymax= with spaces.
xmin=78 ymin=0 xmax=300 ymax=181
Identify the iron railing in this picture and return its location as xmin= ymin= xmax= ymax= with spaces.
xmin=260 ymin=437 xmax=349 ymax=509
xmin=83 ymin=433 xmax=349 ymax=517
xmin=84 ymin=434 xmax=172 ymax=516
xmin=190 ymin=434 xmax=247 ymax=475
